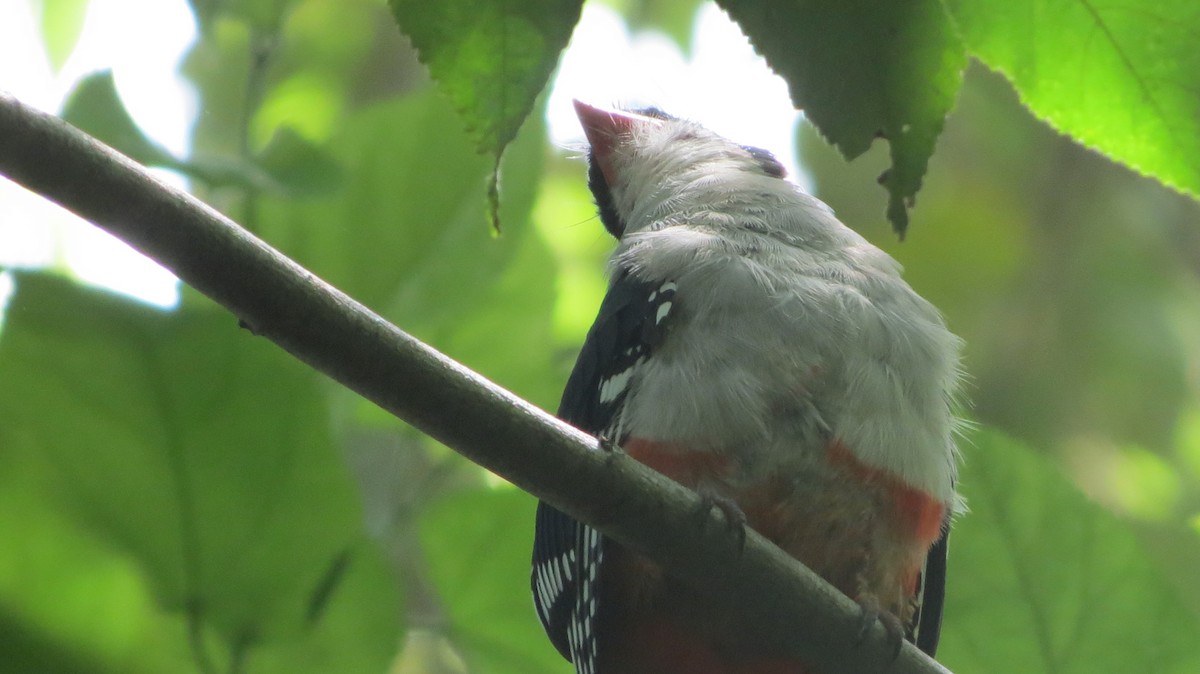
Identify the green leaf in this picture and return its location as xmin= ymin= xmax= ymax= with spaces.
xmin=257 ymin=90 xmax=487 ymax=308
xmin=421 ymin=488 xmax=566 ymax=674
xmin=940 ymin=430 xmax=1200 ymax=673
xmin=255 ymin=126 xmax=345 ymax=196
xmin=0 ymin=458 xmax=192 ymax=674
xmin=0 ymin=272 xmax=402 ymax=670
xmin=255 ymin=89 xmax=554 ymax=403
xmin=179 ymin=16 xmax=253 ymax=158
xmin=38 ymin=0 xmax=89 ymax=70
xmin=389 ymin=0 xmax=582 ymax=228
xmin=944 ymin=0 xmax=1200 ymax=206
xmin=60 ymin=70 xmax=178 ymax=168
xmin=717 ymin=0 xmax=967 ymax=235
xmin=58 ymin=72 xmax=336 ymax=195
xmin=251 ymin=540 xmax=403 ymax=674
xmin=389 ymin=0 xmax=580 ymax=157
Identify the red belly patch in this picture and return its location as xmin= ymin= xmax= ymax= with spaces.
xmin=825 ymin=440 xmax=945 ymax=548
xmin=624 ymin=438 xmax=734 ymax=486
xmin=602 ymin=436 xmax=945 ymax=671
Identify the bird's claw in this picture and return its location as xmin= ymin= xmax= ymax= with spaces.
xmin=597 ymin=431 xmax=619 ymax=453
xmin=854 ymin=595 xmax=905 ymax=660
xmin=596 ymin=431 xmax=623 ymax=466
xmin=695 ymin=489 xmax=748 ymax=551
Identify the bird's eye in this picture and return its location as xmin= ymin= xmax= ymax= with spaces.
xmin=634 ymin=106 xmax=674 ymax=120
xmin=741 ymin=145 xmax=787 ymax=178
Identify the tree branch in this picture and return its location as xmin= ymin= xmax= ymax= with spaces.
xmin=0 ymin=92 xmax=952 ymax=674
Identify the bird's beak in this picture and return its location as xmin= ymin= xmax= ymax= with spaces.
xmin=573 ymin=100 xmax=662 ymax=186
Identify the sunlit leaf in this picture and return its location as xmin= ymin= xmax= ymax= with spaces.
xmin=252 ymin=72 xmax=344 ymax=146
xmin=38 ymin=0 xmax=88 ymax=70
xmin=1111 ymin=446 xmax=1181 ymax=521
xmin=945 ymin=0 xmax=1200 ymax=206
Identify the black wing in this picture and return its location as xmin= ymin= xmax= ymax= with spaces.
xmin=531 ymin=269 xmax=677 ymax=670
xmin=911 ymin=523 xmax=950 ymax=656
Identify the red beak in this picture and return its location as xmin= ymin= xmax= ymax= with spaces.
xmin=573 ymin=100 xmax=663 ymax=186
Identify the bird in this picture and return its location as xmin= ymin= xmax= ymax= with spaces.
xmin=531 ymin=100 xmax=963 ymax=674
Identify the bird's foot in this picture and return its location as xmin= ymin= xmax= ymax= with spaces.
xmin=695 ymin=488 xmax=748 ymax=551
xmin=597 ymin=430 xmax=620 ymax=452
xmin=596 ymin=431 xmax=624 ymax=466
xmin=854 ymin=594 xmax=905 ymax=660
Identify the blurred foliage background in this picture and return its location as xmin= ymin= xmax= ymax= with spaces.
xmin=2 ymin=1 xmax=1200 ymax=673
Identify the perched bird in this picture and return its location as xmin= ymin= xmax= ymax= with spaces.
xmin=532 ymin=101 xmax=962 ymax=674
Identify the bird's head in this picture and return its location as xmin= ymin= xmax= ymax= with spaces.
xmin=574 ymin=100 xmax=789 ymax=240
